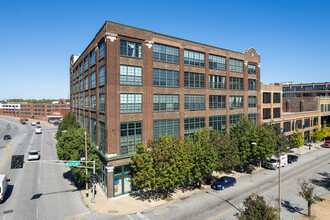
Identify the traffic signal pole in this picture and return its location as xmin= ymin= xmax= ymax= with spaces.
xmin=92 ymin=160 xmax=95 ymax=204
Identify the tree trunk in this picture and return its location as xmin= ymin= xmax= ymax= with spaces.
xmin=308 ymin=203 xmax=311 ymax=217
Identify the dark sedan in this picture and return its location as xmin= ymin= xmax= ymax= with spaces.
xmin=3 ymin=135 xmax=11 ymax=140
xmin=211 ymin=176 xmax=236 ymax=190
xmin=288 ymin=155 xmax=298 ymax=163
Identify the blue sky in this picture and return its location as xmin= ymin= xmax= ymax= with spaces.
xmin=0 ymin=0 xmax=329 ymax=100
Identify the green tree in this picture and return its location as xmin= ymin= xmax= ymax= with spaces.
xmin=56 ymin=112 xmax=80 ymax=140
xmin=263 ymin=123 xmax=289 ymax=153
xmin=298 ymin=178 xmax=324 ymax=217
xmin=291 ymin=128 xmax=304 ymax=153
xmin=211 ymin=131 xmax=240 ymax=172
xmin=311 ymin=123 xmax=323 ymax=143
xmin=321 ymin=121 xmax=330 ymax=141
xmin=230 ymin=116 xmax=255 ymax=168
xmin=235 ymin=194 xmax=278 ymax=220
xmin=56 ymin=127 xmax=100 ymax=185
xmin=188 ymin=128 xmax=215 ymax=187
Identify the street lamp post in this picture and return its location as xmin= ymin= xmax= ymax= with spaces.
xmin=85 ymin=131 xmax=88 ymax=197
xmin=252 ymin=142 xmax=281 ymax=220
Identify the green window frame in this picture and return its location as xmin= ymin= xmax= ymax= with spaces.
xmin=184 ymin=117 xmax=205 ymax=138
xmin=99 ymin=66 xmax=105 ymax=86
xmin=153 ymin=119 xmax=180 ymax=140
xmin=91 ymin=118 xmax=96 ymax=145
xmin=209 ymin=75 xmax=226 ymax=89
xmin=120 ymin=40 xmax=142 ymax=58
xmin=153 ymin=94 xmax=179 ymax=111
xmin=120 ymin=94 xmax=142 ymax=113
xmin=153 ymin=43 xmax=179 ymax=63
xmin=229 ymin=77 xmax=244 ymax=90
xmin=248 ymin=96 xmax=257 ymax=107
xmin=120 ymin=65 xmax=142 ymax=85
xmin=91 ymin=95 xmax=96 ymax=111
xmin=209 ymin=95 xmax=226 ymax=109
xmin=209 ymin=115 xmax=226 ymax=132
xmin=99 ymin=94 xmax=105 ymax=113
xmin=248 ymin=64 xmax=256 ymax=74
xmin=120 ymin=122 xmax=142 ymax=155
xmin=153 ymin=68 xmax=179 ymax=87
xmin=248 ymin=79 xmax=256 ymax=90
xmin=184 ymin=95 xmax=205 ymax=110
xmin=99 ymin=121 xmax=105 ymax=154
xmin=229 ymin=96 xmax=244 ymax=109
xmin=209 ymin=54 xmax=226 ymax=70
xmin=248 ymin=113 xmax=257 ymax=125
xmin=229 ymin=58 xmax=243 ymax=73
xmin=184 ymin=49 xmax=205 ymax=67
xmin=230 ymin=114 xmax=243 ymax=129
xmin=184 ymin=72 xmax=205 ymax=88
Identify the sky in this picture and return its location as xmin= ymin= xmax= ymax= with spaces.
xmin=0 ymin=0 xmax=329 ymax=100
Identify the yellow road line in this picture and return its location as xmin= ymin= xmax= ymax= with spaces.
xmin=207 ymin=158 xmax=330 ymax=220
xmin=0 ymin=137 xmax=15 ymax=173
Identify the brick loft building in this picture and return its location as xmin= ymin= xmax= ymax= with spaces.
xmin=0 ymin=99 xmax=70 ymax=121
xmin=69 ymin=21 xmax=261 ymax=198
xmin=275 ymin=82 xmax=330 ymax=99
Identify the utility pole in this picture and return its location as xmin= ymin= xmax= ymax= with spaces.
xmin=278 ymin=151 xmax=281 ymax=220
xmin=85 ymin=131 xmax=88 ymax=197
xmin=91 ymin=160 xmax=95 ymax=204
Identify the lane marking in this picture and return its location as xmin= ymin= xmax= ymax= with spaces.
xmin=136 ymin=212 xmax=150 ymax=220
xmin=207 ymin=158 xmax=330 ymax=220
xmin=0 ymin=137 xmax=16 ymax=173
xmin=36 ymin=206 xmax=39 ymax=219
xmin=38 ymin=177 xmax=40 ymax=185
xmin=126 ymin=215 xmax=134 ymax=220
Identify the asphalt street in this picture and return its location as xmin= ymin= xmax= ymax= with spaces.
xmin=0 ymin=116 xmax=89 ymax=220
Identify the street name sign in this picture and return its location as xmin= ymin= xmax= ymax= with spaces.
xmin=66 ymin=161 xmax=80 ymax=167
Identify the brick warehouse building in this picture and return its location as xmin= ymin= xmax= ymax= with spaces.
xmin=70 ymin=21 xmax=261 ymax=198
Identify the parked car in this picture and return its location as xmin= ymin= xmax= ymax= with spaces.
xmin=0 ymin=174 xmax=9 ymax=203
xmin=35 ymin=127 xmax=42 ymax=134
xmin=322 ymin=140 xmax=330 ymax=148
xmin=6 ymin=124 xmax=11 ymax=128
xmin=211 ymin=176 xmax=236 ymax=190
xmin=36 ymin=121 xmax=40 ymax=124
xmin=54 ymin=121 xmax=59 ymax=125
xmin=288 ymin=155 xmax=298 ymax=163
xmin=27 ymin=150 xmax=40 ymax=161
xmin=31 ymin=122 xmax=36 ymax=126
xmin=3 ymin=135 xmax=11 ymax=140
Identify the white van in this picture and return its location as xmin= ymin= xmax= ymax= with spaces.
xmin=35 ymin=127 xmax=42 ymax=134
xmin=0 ymin=174 xmax=9 ymax=202
xmin=264 ymin=154 xmax=288 ymax=170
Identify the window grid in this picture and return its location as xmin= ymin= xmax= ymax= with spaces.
xmin=273 ymin=93 xmax=281 ymax=103
xmin=248 ymin=96 xmax=257 ymax=107
xmin=230 ymin=114 xmax=243 ymax=129
xmin=120 ymin=65 xmax=142 ymax=85
xmin=229 ymin=58 xmax=243 ymax=73
xmin=209 ymin=115 xmax=226 ymax=132
xmin=263 ymin=93 xmax=271 ymax=104
xmin=209 ymin=95 xmax=226 ymax=109
xmin=184 ymin=117 xmax=205 ymax=138
xmin=120 ymin=94 xmax=142 ymax=113
xmin=91 ymin=72 xmax=96 ymax=88
xmin=85 ymin=76 xmax=89 ymax=90
xmin=153 ymin=119 xmax=180 ymax=140
xmin=263 ymin=108 xmax=271 ymax=119
xmin=80 ymin=62 xmax=83 ymax=74
xmin=80 ymin=79 xmax=83 ymax=92
xmin=229 ymin=96 xmax=244 ymax=108
xmin=90 ymin=49 xmax=96 ymax=66
xmin=120 ymin=40 xmax=142 ymax=58
xmin=120 ymin=122 xmax=142 ymax=155
xmin=153 ymin=94 xmax=179 ymax=111
xmin=84 ymin=56 xmax=88 ymax=71
xmin=209 ymin=54 xmax=226 ymax=70
xmin=91 ymin=95 xmax=96 ymax=111
xmin=85 ymin=116 xmax=89 ymax=132
xmin=99 ymin=66 xmax=105 ymax=86
xmin=283 ymin=122 xmax=291 ymax=132
xmin=273 ymin=108 xmax=280 ymax=118
xmin=153 ymin=68 xmax=179 ymax=87
xmin=184 ymin=72 xmax=205 ymax=88
xmin=85 ymin=96 xmax=89 ymax=110
xmin=99 ymin=42 xmax=105 ymax=59
xmin=80 ymin=97 xmax=83 ymax=109
xmin=99 ymin=121 xmax=106 ymax=154
xmin=184 ymin=49 xmax=205 ymax=67
xmin=229 ymin=77 xmax=244 ymax=90
xmin=99 ymin=94 xmax=105 ymax=113
xmin=304 ymin=119 xmax=310 ymax=128
xmin=91 ymin=118 xmax=96 ymax=144
xmin=248 ymin=113 xmax=257 ymax=125
xmin=184 ymin=95 xmax=205 ymax=110
xmin=248 ymin=79 xmax=256 ymax=90
xmin=153 ymin=43 xmax=179 ymax=63
xmin=209 ymin=75 xmax=226 ymax=89
xmin=248 ymin=64 xmax=256 ymax=74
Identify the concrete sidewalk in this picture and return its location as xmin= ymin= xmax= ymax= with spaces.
xmin=79 ymin=141 xmax=326 ymax=217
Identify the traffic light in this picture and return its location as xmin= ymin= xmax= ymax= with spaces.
xmin=92 ymin=173 xmax=97 ymax=183
xmin=11 ymin=155 xmax=24 ymax=169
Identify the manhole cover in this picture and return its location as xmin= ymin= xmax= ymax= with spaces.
xmin=4 ymin=209 xmax=13 ymax=214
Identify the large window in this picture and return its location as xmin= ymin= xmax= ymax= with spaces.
xmin=120 ymin=94 xmax=142 ymax=113
xmin=184 ymin=72 xmax=205 ymax=88
xmin=209 ymin=95 xmax=226 ymax=109
xmin=263 ymin=92 xmax=271 ymax=104
xmin=99 ymin=42 xmax=105 ymax=59
xmin=248 ymin=113 xmax=257 ymax=125
xmin=91 ymin=95 xmax=96 ymax=111
xmin=209 ymin=75 xmax=226 ymax=89
xmin=85 ymin=96 xmax=89 ymax=110
xmin=120 ymin=40 xmax=142 ymax=58
xmin=153 ymin=69 xmax=179 ymax=87
xmin=184 ymin=95 xmax=205 ymax=110
xmin=273 ymin=93 xmax=280 ymax=103
xmin=91 ymin=72 xmax=96 ymax=89
xmin=80 ymin=97 xmax=83 ymax=109
xmin=296 ymin=120 xmax=302 ymax=129
xmin=80 ymin=62 xmax=83 ymax=74
xmin=153 ymin=119 xmax=180 ymax=140
xmin=99 ymin=94 xmax=105 ymax=113
xmin=304 ymin=119 xmax=310 ymax=128
xmin=184 ymin=117 xmax=205 ymax=138
xmin=84 ymin=56 xmax=88 ymax=71
xmin=248 ymin=64 xmax=256 ymax=74
xmin=283 ymin=121 xmax=291 ymax=132
xmin=91 ymin=118 xmax=96 ymax=144
xmin=303 ymin=86 xmax=313 ymax=91
xmin=315 ymin=85 xmax=326 ymax=90
xmin=229 ymin=58 xmax=243 ymax=73
xmin=209 ymin=115 xmax=226 ymax=132
xmin=184 ymin=49 xmax=205 ymax=67
xmin=229 ymin=96 xmax=243 ymax=108
xmin=248 ymin=96 xmax=257 ymax=107
xmin=229 ymin=77 xmax=244 ymax=90
xmin=263 ymin=108 xmax=271 ymax=119
xmin=85 ymin=76 xmax=89 ymax=90
xmin=248 ymin=79 xmax=256 ymax=90
xmin=273 ymin=108 xmax=280 ymax=118
xmin=80 ymin=79 xmax=83 ymax=92
xmin=230 ymin=114 xmax=243 ymax=129
xmin=99 ymin=121 xmax=105 ymax=154
xmin=120 ymin=122 xmax=142 ymax=154
xmin=90 ymin=49 xmax=96 ymax=66
xmin=153 ymin=43 xmax=179 ymax=63
xmin=283 ymin=87 xmax=290 ymax=92
xmin=85 ymin=117 xmax=89 ymax=132
xmin=99 ymin=66 xmax=105 ymax=86
xmin=153 ymin=94 xmax=179 ymax=111
xmin=209 ymin=54 xmax=226 ymax=70
xmin=292 ymin=87 xmax=301 ymax=91
xmin=120 ymin=65 xmax=142 ymax=85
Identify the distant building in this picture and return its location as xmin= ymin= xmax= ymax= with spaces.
xmin=275 ymin=82 xmax=330 ymax=99
xmin=70 ymin=21 xmax=261 ymax=198
xmin=0 ymin=99 xmax=70 ymax=120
